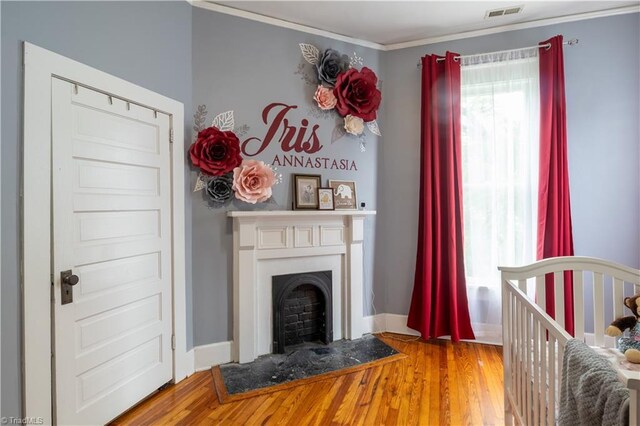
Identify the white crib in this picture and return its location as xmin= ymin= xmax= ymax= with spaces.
xmin=500 ymin=256 xmax=640 ymax=425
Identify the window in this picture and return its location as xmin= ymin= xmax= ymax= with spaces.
xmin=461 ymin=55 xmax=540 ymax=341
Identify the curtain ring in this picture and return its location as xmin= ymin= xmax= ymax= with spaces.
xmin=544 ymin=43 xmax=551 ymax=51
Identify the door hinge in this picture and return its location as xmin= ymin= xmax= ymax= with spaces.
xmin=169 ymin=128 xmax=174 ymax=144
xmin=171 ymin=334 xmax=176 ymax=350
xmin=51 ymin=274 xmax=55 ymax=302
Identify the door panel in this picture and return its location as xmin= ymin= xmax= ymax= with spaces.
xmin=75 ymin=252 xmax=161 ymax=298
xmin=74 ymin=159 xmax=161 ymax=196
xmin=52 ymin=78 xmax=172 ymax=425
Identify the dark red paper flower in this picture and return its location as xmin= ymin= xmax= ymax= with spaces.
xmin=189 ymin=127 xmax=242 ymax=176
xmin=333 ymin=67 xmax=382 ymax=122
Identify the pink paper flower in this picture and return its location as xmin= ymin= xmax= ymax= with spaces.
xmin=313 ymin=85 xmax=337 ymax=110
xmin=232 ymin=160 xmax=277 ymax=204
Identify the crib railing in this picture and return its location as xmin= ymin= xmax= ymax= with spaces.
xmin=500 ymin=256 xmax=640 ymax=426
xmin=502 ymin=278 xmax=570 ymax=425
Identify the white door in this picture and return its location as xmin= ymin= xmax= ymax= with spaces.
xmin=51 ymin=78 xmax=173 ymax=425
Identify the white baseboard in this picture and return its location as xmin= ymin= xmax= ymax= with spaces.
xmin=185 ymin=348 xmax=195 ymax=376
xmin=187 ymin=315 xmax=502 ymax=374
xmin=468 ymin=322 xmax=502 ymax=345
xmin=384 ymin=313 xmax=422 ymax=336
xmin=362 ymin=313 xmax=420 ymax=336
xmin=363 ymin=314 xmax=503 ymax=345
xmin=192 ymin=340 xmax=233 ymax=372
xmin=363 ymin=313 xmax=385 ymax=334
xmin=362 ymin=316 xmax=618 ymax=347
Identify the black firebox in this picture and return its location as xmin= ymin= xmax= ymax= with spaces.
xmin=272 ymin=271 xmax=333 ymax=354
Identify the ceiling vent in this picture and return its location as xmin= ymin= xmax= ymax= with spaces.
xmin=485 ymin=5 xmax=524 ymax=19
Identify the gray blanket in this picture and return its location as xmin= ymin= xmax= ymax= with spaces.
xmin=558 ymin=339 xmax=629 ymax=426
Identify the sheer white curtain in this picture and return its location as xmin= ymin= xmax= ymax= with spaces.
xmin=460 ymin=50 xmax=540 ymax=343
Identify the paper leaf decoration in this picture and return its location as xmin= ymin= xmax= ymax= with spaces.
xmin=367 ymin=120 xmax=382 ymax=136
xmin=193 ymin=174 xmax=207 ymax=192
xmin=331 ymin=123 xmax=347 ymax=144
xmin=350 ymin=52 xmax=364 ymax=68
xmin=233 ymin=124 xmax=250 ymax=138
xmin=211 ymin=110 xmax=235 ymax=132
xmin=193 ymin=104 xmax=208 ymax=133
xmin=299 ymin=43 xmax=320 ymax=65
xmin=294 ymin=62 xmax=318 ymax=87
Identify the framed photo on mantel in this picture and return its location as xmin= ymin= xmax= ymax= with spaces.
xmin=318 ymin=188 xmax=335 ymax=210
xmin=293 ymin=174 xmax=321 ymax=210
xmin=328 ymin=180 xmax=357 ymax=210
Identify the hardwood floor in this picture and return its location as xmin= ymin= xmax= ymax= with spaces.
xmin=111 ymin=334 xmax=504 ymax=425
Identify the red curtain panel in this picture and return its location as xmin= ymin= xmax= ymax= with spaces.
xmin=537 ymin=35 xmax=575 ymax=336
xmin=407 ymin=52 xmax=475 ymax=342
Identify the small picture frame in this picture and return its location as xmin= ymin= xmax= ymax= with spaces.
xmin=317 ymin=188 xmax=335 ymax=210
xmin=293 ymin=174 xmax=321 ymax=210
xmin=328 ymin=180 xmax=357 ymax=210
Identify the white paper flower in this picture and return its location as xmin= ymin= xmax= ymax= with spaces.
xmin=344 ymin=115 xmax=365 ymax=136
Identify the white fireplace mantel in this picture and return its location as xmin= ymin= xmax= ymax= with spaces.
xmin=228 ymin=210 xmax=376 ymax=363
xmin=227 ymin=210 xmax=377 ymax=218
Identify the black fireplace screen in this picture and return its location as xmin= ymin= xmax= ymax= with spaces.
xmin=272 ymin=271 xmax=333 ymax=353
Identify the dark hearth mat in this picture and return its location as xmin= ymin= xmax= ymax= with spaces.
xmin=212 ymin=335 xmax=404 ymax=403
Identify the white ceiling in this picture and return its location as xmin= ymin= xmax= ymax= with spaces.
xmin=211 ymin=1 xmax=639 ymax=47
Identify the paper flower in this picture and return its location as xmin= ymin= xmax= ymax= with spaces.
xmin=298 ymin=44 xmax=382 ymax=138
xmin=316 ymin=49 xmax=350 ymax=87
xmin=206 ymin=173 xmax=234 ymax=203
xmin=189 ymin=126 xmax=242 ymax=176
xmin=333 ymin=67 xmax=382 ymax=122
xmin=313 ymin=85 xmax=337 ymax=110
xmin=344 ymin=115 xmax=365 ymax=136
xmin=232 ymin=160 xmax=277 ymax=204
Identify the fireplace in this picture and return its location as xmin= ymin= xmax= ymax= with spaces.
xmin=272 ymin=271 xmax=333 ymax=353
xmin=228 ymin=210 xmax=375 ymax=363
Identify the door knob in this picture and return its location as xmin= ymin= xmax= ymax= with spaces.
xmin=61 ymin=269 xmax=79 ymax=305
xmin=63 ymin=273 xmax=79 ymax=286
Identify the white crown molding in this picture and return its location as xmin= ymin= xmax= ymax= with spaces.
xmin=384 ymin=4 xmax=640 ymax=51
xmin=189 ymin=1 xmax=639 ymax=52
xmin=189 ymin=0 xmax=386 ymax=50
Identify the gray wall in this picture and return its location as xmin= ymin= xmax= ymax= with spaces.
xmin=1 ymin=1 xmax=193 ymax=417
xmin=191 ymin=8 xmax=384 ymax=346
xmin=1 ymin=0 xmax=638 ymax=419
xmin=380 ymin=13 xmax=640 ymax=315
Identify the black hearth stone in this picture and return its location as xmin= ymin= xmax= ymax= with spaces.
xmin=219 ymin=335 xmax=398 ymax=395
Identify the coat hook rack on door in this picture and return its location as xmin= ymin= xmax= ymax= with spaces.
xmin=52 ymin=75 xmax=173 ymax=116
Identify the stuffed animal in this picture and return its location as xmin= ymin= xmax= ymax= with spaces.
xmin=606 ymin=294 xmax=640 ymax=363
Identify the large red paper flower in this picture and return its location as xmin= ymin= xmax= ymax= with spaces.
xmin=189 ymin=127 xmax=242 ymax=176
xmin=333 ymin=67 xmax=382 ymax=122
